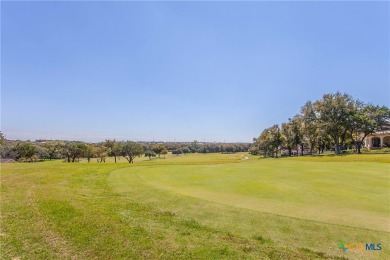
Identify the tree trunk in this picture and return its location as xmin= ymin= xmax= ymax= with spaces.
xmin=335 ymin=137 xmax=340 ymax=154
xmin=300 ymin=144 xmax=304 ymax=156
xmin=288 ymin=147 xmax=292 ymax=157
xmin=356 ymin=134 xmax=370 ymax=154
xmin=356 ymin=142 xmax=362 ymax=154
xmin=114 ymin=156 xmax=117 ymax=163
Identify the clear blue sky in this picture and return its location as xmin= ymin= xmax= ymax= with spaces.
xmin=1 ymin=1 xmax=389 ymax=142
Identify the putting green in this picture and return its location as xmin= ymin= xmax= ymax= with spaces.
xmin=112 ymin=159 xmax=390 ymax=232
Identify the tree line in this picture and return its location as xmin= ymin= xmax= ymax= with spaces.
xmin=0 ymin=134 xmax=250 ymax=163
xmin=170 ymin=140 xmax=249 ymax=155
xmin=250 ymin=92 xmax=390 ymax=157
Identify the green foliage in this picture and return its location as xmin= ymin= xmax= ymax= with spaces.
xmin=104 ymin=140 xmax=123 ymax=163
xmin=301 ymin=101 xmax=318 ymax=154
xmin=42 ymin=141 xmax=61 ymax=160
xmin=84 ymin=144 xmax=95 ymax=163
xmin=314 ymin=92 xmax=356 ymax=154
xmin=16 ymin=142 xmax=36 ymax=162
xmin=190 ymin=140 xmax=199 ymax=153
xmin=165 ymin=141 xmax=250 ymax=154
xmin=256 ymin=124 xmax=283 ymax=157
xmin=60 ymin=142 xmax=88 ymax=163
xmin=257 ymin=92 xmax=389 ymax=156
xmin=248 ymin=145 xmax=259 ymax=155
xmin=95 ymin=145 xmax=108 ymax=163
xmin=181 ymin=147 xmax=191 ymax=154
xmin=0 ymin=131 xmax=5 ymax=145
xmin=152 ymin=145 xmax=165 ymax=157
xmin=172 ymin=148 xmax=182 ymax=155
xmin=281 ymin=120 xmax=295 ymax=156
xmin=0 ymin=132 xmax=17 ymax=159
xmin=121 ymin=141 xmax=144 ymax=163
xmin=161 ymin=148 xmax=169 ymax=158
xmin=144 ymin=150 xmax=156 ymax=160
xmin=351 ymin=104 xmax=390 ymax=153
xmin=291 ymin=115 xmax=304 ymax=154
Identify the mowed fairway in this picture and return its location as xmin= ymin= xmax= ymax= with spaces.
xmin=122 ymin=158 xmax=389 ymax=231
xmin=1 ymin=153 xmax=389 ymax=259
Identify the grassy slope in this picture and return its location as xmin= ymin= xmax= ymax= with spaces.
xmin=1 ymin=153 xmax=389 ymax=259
xmin=130 ymin=160 xmax=389 ymax=231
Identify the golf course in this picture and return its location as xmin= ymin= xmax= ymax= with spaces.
xmin=1 ymin=153 xmax=389 ymax=259
xmin=2 ymin=1 xmax=389 ymax=259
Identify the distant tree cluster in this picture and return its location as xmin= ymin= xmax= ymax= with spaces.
xmin=167 ymin=141 xmax=250 ymax=155
xmin=0 ymin=133 xmax=250 ymax=163
xmin=251 ymin=92 xmax=390 ymax=157
xmin=0 ymin=136 xmax=144 ymax=163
